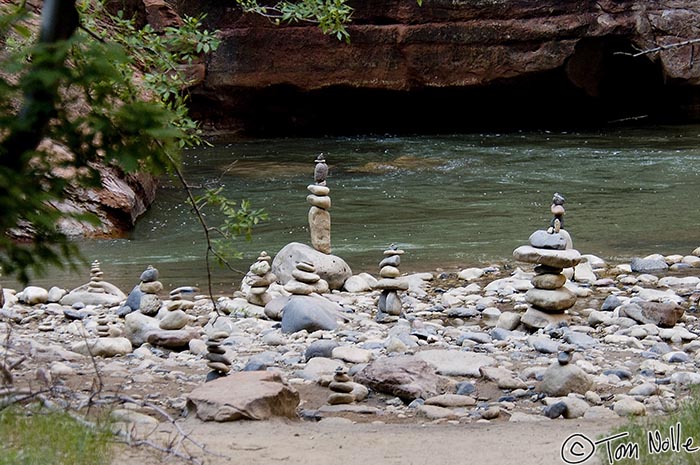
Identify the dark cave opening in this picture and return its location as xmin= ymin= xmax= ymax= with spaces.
xmin=190 ymin=37 xmax=695 ymax=137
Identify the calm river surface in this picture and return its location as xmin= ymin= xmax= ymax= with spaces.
xmin=27 ymin=125 xmax=700 ymax=293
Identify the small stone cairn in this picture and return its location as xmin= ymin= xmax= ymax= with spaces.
xmin=283 ymin=261 xmax=329 ymax=295
xmin=138 ymin=265 xmax=163 ymax=316
xmin=205 ymin=330 xmax=232 ymax=381
xmin=307 ymin=154 xmax=332 ymax=254
xmin=327 ymin=367 xmax=356 ymax=405
xmin=95 ymin=311 xmax=111 ymax=337
xmin=373 ymin=244 xmax=409 ymax=322
xmin=246 ymin=251 xmax=277 ymax=306
xmin=513 ymin=193 xmax=581 ymax=313
xmin=167 ymin=286 xmax=197 ymax=312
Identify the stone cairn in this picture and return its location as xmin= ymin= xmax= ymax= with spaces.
xmin=87 ymin=260 xmax=106 ymax=294
xmin=138 ymin=265 xmax=163 ymax=316
xmin=95 ymin=311 xmax=111 ymax=337
xmin=327 ymin=367 xmax=356 ymax=405
xmin=205 ymin=330 xmax=232 ymax=381
xmin=167 ymin=286 xmax=197 ymax=312
xmin=307 ymin=154 xmax=332 ymax=254
xmin=246 ymin=251 xmax=277 ymax=306
xmin=284 ymin=261 xmax=329 ymax=295
xmin=513 ymin=193 xmax=581 ymax=314
xmin=373 ymin=244 xmax=409 ymax=322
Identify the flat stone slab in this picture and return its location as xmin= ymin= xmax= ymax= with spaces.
xmin=415 ymin=349 xmax=496 ymax=377
xmin=513 ymin=246 xmax=581 ymax=269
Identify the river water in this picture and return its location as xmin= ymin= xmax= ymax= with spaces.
xmin=24 ymin=125 xmax=700 ymax=293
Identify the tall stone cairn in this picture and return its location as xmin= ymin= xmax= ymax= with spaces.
xmin=307 ymin=154 xmax=332 ymax=254
xmin=87 ymin=260 xmax=106 ymax=294
xmin=513 ymin=193 xmax=581 ymax=313
xmin=205 ymin=330 xmax=232 ymax=380
xmin=373 ymin=244 xmax=409 ymax=322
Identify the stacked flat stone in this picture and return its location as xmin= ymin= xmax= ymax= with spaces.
xmin=283 ymin=261 xmax=329 ymax=295
xmin=373 ymin=245 xmax=409 ymax=322
xmin=167 ymin=287 xmax=197 ymax=311
xmin=308 ymin=154 xmax=332 ymax=254
xmin=246 ymin=251 xmax=277 ymax=306
xmin=87 ymin=261 xmax=106 ymax=294
xmin=138 ymin=265 xmax=163 ymax=316
xmin=513 ymin=194 xmax=581 ymax=313
xmin=327 ymin=367 xmax=355 ymax=405
xmin=95 ymin=311 xmax=110 ymax=337
xmin=549 ymin=192 xmax=566 ymax=232
xmin=205 ymin=331 xmax=231 ymax=379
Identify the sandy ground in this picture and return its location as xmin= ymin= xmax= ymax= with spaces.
xmin=115 ymin=416 xmax=629 ymax=465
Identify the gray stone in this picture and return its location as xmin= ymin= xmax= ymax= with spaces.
xmin=613 ymin=397 xmax=647 ymax=417
xmin=305 ymin=340 xmax=340 ymax=361
xmin=280 ymin=295 xmax=341 ymax=333
xmin=496 ymin=312 xmax=521 ymax=331
xmin=343 ymin=275 xmax=371 ymax=293
xmin=159 ymin=309 xmax=189 ymax=330
xmin=18 ymin=286 xmax=49 ymax=305
xmin=630 ymin=257 xmax=668 ymax=273
xmin=308 ymin=206 xmax=331 ymax=254
xmin=528 ymin=230 xmax=567 ymax=250
xmin=118 ymin=285 xmax=143 ymax=316
xmin=513 ymin=246 xmax=581 ymax=269
xmin=139 ymin=266 xmax=159 ymax=283
xmin=601 ymin=295 xmax=622 ymax=311
xmin=521 ymin=307 xmax=570 ymax=330
xmin=415 ymin=349 xmax=495 ymax=377
xmin=538 ymin=362 xmax=593 ymax=396
xmin=531 ymin=273 xmax=566 ymax=290
xmin=272 ymin=242 xmax=351 ymax=290
xmin=47 ymin=287 xmax=67 ymax=303
xmin=187 ymin=371 xmax=300 ymax=421
xmin=124 ymin=311 xmax=161 ymax=347
xmin=139 ymin=294 xmax=162 ymax=316
xmin=354 ymin=355 xmax=440 ymax=401
xmin=146 ymin=329 xmax=199 ymax=349
xmin=525 ymin=287 xmax=576 ymax=312
xmin=71 ymin=337 xmax=132 ymax=358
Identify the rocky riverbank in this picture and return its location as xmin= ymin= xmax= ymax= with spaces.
xmin=2 ymin=246 xmax=700 ymax=437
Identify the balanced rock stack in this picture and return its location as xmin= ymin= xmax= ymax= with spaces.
xmin=513 ymin=194 xmax=581 ymax=314
xmin=138 ymin=265 xmax=163 ymax=316
xmin=87 ymin=261 xmax=106 ymax=294
xmin=60 ymin=260 xmax=126 ymax=307
xmin=307 ymin=154 xmax=332 ymax=254
xmin=373 ymin=245 xmax=409 ymax=322
xmin=95 ymin=311 xmax=111 ymax=337
xmin=205 ymin=331 xmax=232 ymax=380
xmin=245 ymin=251 xmax=277 ymax=306
xmin=284 ymin=261 xmax=329 ymax=295
xmin=327 ymin=367 xmax=356 ymax=405
xmin=167 ymin=286 xmax=198 ymax=312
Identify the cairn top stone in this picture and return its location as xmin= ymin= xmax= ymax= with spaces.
xmin=314 ymin=154 xmax=328 ymax=184
xmin=140 ymin=265 xmax=159 ymax=283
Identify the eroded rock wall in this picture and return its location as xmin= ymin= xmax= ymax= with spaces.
xmin=182 ymin=0 xmax=700 ymax=134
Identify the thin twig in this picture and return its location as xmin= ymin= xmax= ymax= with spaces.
xmin=615 ymin=38 xmax=700 ymax=57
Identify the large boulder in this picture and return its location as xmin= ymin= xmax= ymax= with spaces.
xmin=354 ymin=355 xmax=441 ymax=401
xmin=186 ymin=371 xmax=300 ymax=421
xmin=280 ymin=295 xmax=342 ymax=334
xmin=272 ymin=242 xmax=351 ymax=290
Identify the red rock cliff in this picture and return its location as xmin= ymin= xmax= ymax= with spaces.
xmin=180 ymin=0 xmax=700 ymax=134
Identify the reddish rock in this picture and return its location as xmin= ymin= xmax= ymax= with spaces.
xmin=183 ymin=0 xmax=700 ymax=133
xmin=187 ymin=371 xmax=300 ymax=421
